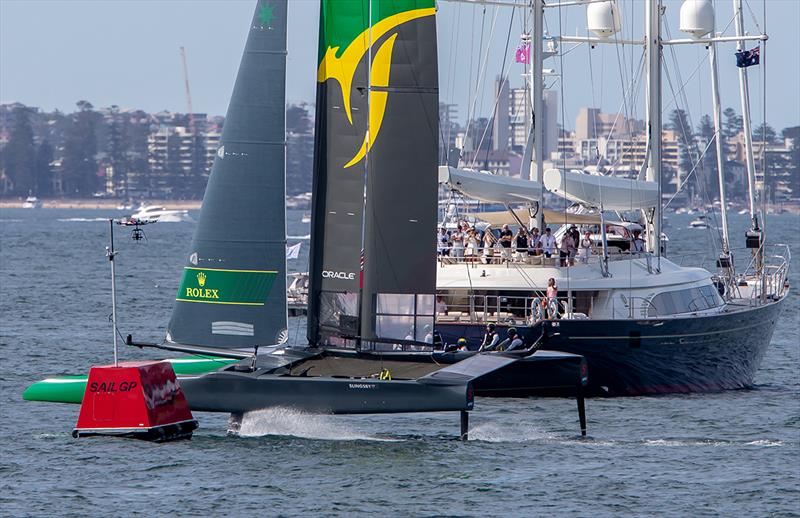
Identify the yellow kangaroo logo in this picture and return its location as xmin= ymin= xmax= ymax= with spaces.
xmin=317 ymin=7 xmax=435 ymax=168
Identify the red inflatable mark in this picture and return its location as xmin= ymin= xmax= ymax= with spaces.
xmin=73 ymin=361 xmax=198 ymax=442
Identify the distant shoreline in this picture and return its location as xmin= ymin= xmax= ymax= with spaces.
xmin=0 ymin=199 xmax=203 ymax=210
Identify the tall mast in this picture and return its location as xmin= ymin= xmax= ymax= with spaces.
xmin=531 ymin=0 xmax=545 ymax=230
xmin=645 ymin=0 xmax=662 ymax=265
xmin=708 ymin=41 xmax=730 ymax=254
xmin=733 ymin=0 xmax=758 ymax=230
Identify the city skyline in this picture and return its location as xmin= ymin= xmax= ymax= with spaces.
xmin=1 ymin=0 xmax=799 ymax=131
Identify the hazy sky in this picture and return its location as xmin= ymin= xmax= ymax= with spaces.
xmin=2 ymin=0 xmax=798 ymax=131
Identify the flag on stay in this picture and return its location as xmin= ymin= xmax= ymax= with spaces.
xmin=515 ymin=42 xmax=531 ymax=64
xmin=735 ymin=46 xmax=760 ymax=68
xmin=285 ymin=242 xmax=301 ymax=260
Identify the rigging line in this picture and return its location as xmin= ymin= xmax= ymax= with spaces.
xmin=663 ymin=136 xmax=715 ymax=210
xmin=602 ymin=48 xmax=646 ymax=147
xmin=662 ymin=24 xmax=720 ymax=257
xmin=743 ymin=0 xmax=762 ymax=33
xmin=473 ymin=6 xmax=517 ymax=164
xmin=587 ymin=22 xmax=600 ymax=162
xmin=444 ymin=6 xmax=463 ymax=163
xmin=463 ymin=4 xmax=478 ymax=162
xmin=557 ymin=0 xmax=572 ymax=293
xmin=466 ymin=5 xmax=501 ymax=166
xmin=464 ymin=4 xmax=490 ymax=157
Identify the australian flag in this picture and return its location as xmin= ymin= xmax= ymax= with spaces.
xmin=735 ymin=46 xmax=760 ymax=68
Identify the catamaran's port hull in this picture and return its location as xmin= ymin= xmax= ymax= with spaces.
xmin=437 ymin=297 xmax=785 ymax=396
xmin=178 ymin=372 xmax=473 ymax=414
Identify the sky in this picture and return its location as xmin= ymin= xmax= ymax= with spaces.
xmin=1 ymin=0 xmax=799 ymax=132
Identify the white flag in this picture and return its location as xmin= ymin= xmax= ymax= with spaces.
xmin=285 ymin=242 xmax=302 ymax=260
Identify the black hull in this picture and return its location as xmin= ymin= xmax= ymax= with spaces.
xmin=437 ymin=297 xmax=785 ymax=396
xmin=337 ymin=349 xmax=588 ymax=398
xmin=180 ymin=371 xmax=472 ymax=414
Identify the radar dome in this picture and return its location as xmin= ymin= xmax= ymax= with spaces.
xmin=679 ymin=0 xmax=715 ymax=38
xmin=587 ymin=1 xmax=621 ymax=39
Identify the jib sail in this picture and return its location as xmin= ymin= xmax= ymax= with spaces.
xmin=167 ymin=0 xmax=288 ymax=350
xmin=308 ymin=0 xmax=439 ymax=348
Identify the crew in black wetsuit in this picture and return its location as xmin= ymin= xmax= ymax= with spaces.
xmin=479 ymin=323 xmax=501 ymax=351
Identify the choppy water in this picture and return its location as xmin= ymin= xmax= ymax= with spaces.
xmin=1 ymin=208 xmax=798 ymax=517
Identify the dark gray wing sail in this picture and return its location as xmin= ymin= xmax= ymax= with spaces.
xmin=167 ymin=0 xmax=288 ymax=350
xmin=308 ymin=0 xmax=439 ymax=347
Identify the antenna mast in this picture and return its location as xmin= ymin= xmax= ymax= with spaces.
xmin=180 ymin=46 xmax=196 ymax=134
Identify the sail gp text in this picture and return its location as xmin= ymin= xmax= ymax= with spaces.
xmin=89 ymin=381 xmax=137 ymax=392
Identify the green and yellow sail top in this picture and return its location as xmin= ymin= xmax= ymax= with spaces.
xmin=317 ymin=0 xmax=436 ymax=168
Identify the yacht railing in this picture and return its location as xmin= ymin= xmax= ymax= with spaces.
xmin=437 ymin=294 xmax=585 ymax=325
xmin=437 ymin=247 xmax=651 ymax=268
xmin=732 ymin=243 xmax=791 ymax=304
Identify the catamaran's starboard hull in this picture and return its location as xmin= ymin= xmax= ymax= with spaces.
xmin=437 ymin=297 xmax=785 ymax=396
xmin=179 ymin=372 xmax=473 ymax=414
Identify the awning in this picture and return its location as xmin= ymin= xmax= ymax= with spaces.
xmin=439 ymin=166 xmax=542 ymax=204
xmin=543 ymin=168 xmax=659 ymax=210
xmin=473 ymin=208 xmax=603 ymax=227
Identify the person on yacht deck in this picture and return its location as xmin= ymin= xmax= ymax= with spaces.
xmin=632 ymin=229 xmax=646 ymax=253
xmin=559 ymin=232 xmax=575 ymax=267
xmin=514 ymin=227 xmax=529 ymax=262
xmin=482 ymin=229 xmax=496 ymax=263
xmin=529 ymin=227 xmax=542 ymax=256
xmin=546 ymin=278 xmax=559 ymax=319
xmin=435 ymin=295 xmax=448 ymax=315
xmin=451 ymin=226 xmax=464 ymax=258
xmin=499 ymin=224 xmax=513 ymax=262
xmin=541 ymin=227 xmax=556 ymax=258
xmin=437 ymin=227 xmax=450 ymax=256
xmin=579 ymin=231 xmax=593 ymax=264
xmin=465 ymin=229 xmax=479 ymax=261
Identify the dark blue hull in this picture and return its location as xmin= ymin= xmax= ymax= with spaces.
xmin=437 ymin=298 xmax=785 ymax=396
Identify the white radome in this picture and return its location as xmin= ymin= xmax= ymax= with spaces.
xmin=679 ymin=0 xmax=715 ymax=38
xmin=587 ymin=0 xmax=621 ymax=38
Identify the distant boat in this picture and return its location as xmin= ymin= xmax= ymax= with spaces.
xmin=300 ymin=212 xmax=311 ymax=223
xmin=22 ymin=196 xmax=42 ymax=209
xmin=128 ymin=204 xmax=191 ymax=223
xmin=689 ymin=215 xmax=710 ymax=229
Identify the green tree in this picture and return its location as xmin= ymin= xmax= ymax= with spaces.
xmin=4 ymin=106 xmax=37 ymax=195
xmin=61 ymin=101 xmax=100 ymax=195
xmin=696 ymin=114 xmax=720 ymax=199
xmin=669 ymin=109 xmax=695 ymax=175
xmin=33 ymin=139 xmax=54 ymax=196
xmin=723 ymin=107 xmax=742 ymax=139
xmin=107 ymin=106 xmax=129 ymax=197
xmin=755 ymin=122 xmax=777 ymax=143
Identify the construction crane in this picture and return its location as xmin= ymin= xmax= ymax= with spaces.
xmin=179 ymin=46 xmax=196 ymax=135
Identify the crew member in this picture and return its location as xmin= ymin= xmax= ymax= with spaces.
xmin=479 ymin=323 xmax=501 ymax=351
xmin=496 ymin=327 xmax=524 ymax=352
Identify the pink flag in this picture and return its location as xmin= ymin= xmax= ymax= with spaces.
xmin=515 ymin=42 xmax=531 ymax=64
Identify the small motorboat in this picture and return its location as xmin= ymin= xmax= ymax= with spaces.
xmin=22 ymin=196 xmax=42 ymax=209
xmin=689 ymin=215 xmax=710 ymax=229
xmin=129 ymin=204 xmax=191 ymax=223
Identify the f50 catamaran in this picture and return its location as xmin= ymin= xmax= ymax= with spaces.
xmin=24 ymin=0 xmax=589 ymax=436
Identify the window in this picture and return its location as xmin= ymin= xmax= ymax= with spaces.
xmin=648 ymin=285 xmax=723 ymax=317
xmin=374 ymin=293 xmax=435 ymax=342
